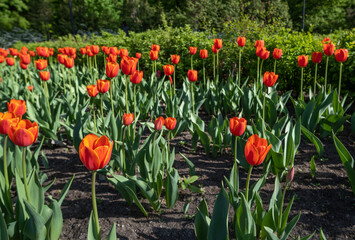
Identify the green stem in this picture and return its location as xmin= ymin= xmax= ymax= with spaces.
xmin=191 ymin=82 xmax=195 ymax=114
xmin=234 ymin=136 xmax=238 ymax=166
xmin=100 ymin=94 xmax=105 ymax=133
xmin=27 ymin=68 xmax=33 ymax=86
xmin=245 ymin=166 xmax=253 ymax=202
xmin=133 ymin=84 xmax=136 ymax=120
xmin=203 ymin=60 xmax=206 ymax=87
xmin=238 ymin=49 xmax=242 ymax=86
xmin=191 ymin=55 xmax=193 ymax=70
xmin=137 ymin=61 xmax=140 ymax=71
xmin=213 ymin=54 xmax=216 ymax=81
xmin=263 ymin=87 xmax=267 ymax=123
xmin=167 ymin=131 xmax=170 ymax=152
xmin=216 ymin=51 xmax=219 ymax=80
xmin=125 ymin=75 xmax=129 ymax=113
xmin=274 ymin=59 xmax=277 ymax=74
xmin=22 ymin=147 xmax=31 ymax=201
xmin=3 ymin=136 xmax=9 ymax=194
xmin=91 ymin=171 xmax=101 ymax=238
xmin=300 ymin=68 xmax=304 ymax=101
xmin=110 ymin=78 xmax=115 ymax=117
xmin=257 ymin=58 xmax=260 ymax=89
xmin=325 ymin=56 xmax=329 ymax=90
xmin=10 ymin=67 xmax=14 ymax=83
xmin=260 ymin=59 xmax=264 ymax=89
xmin=338 ymin=63 xmax=342 ymax=101
xmin=44 ymin=81 xmax=51 ymax=114
xmin=68 ymin=69 xmax=72 ymax=99
xmin=173 ymin=65 xmax=176 ymax=95
xmin=314 ymin=64 xmax=318 ymax=94
xmin=62 ymin=65 xmax=66 ymax=94
xmin=155 ymin=61 xmax=157 ymax=76
xmin=92 ymin=100 xmax=97 ymax=132
xmin=278 ymin=181 xmax=289 ymax=232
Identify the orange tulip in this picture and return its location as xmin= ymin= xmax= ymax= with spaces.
xmin=109 ymin=47 xmax=119 ymax=56
xmin=20 ymin=46 xmax=28 ymax=54
xmin=27 ymin=86 xmax=34 ymax=92
xmin=237 ymin=37 xmax=246 ymax=47
xmin=171 ymin=55 xmax=180 ymax=65
xmin=163 ymin=64 xmax=174 ymax=76
xmin=130 ymin=70 xmax=143 ymax=84
xmin=19 ymin=53 xmax=31 ymax=65
xmin=323 ymin=42 xmax=335 ymax=56
xmin=165 ymin=117 xmax=176 ymax=130
xmin=212 ymin=45 xmax=218 ymax=54
xmin=79 ymin=134 xmax=113 ymax=171
xmin=154 ymin=117 xmax=164 ymax=131
xmin=151 ymin=44 xmax=160 ymax=52
xmin=97 ymin=79 xmax=110 ymax=93
xmin=7 ymin=99 xmax=26 ymax=117
xmin=87 ymin=85 xmax=99 ymax=97
xmin=0 ymin=56 xmax=4 ymax=63
xmin=244 ymin=134 xmax=272 ymax=166
xmin=255 ymin=40 xmax=264 ymax=48
xmin=214 ymin=39 xmax=222 ymax=50
xmin=8 ymin=119 xmax=39 ymax=147
xmin=28 ymin=51 xmax=36 ymax=57
xmin=0 ymin=48 xmax=9 ymax=57
xmin=39 ymin=71 xmax=50 ymax=81
xmin=80 ymin=48 xmax=87 ymax=55
xmin=36 ymin=46 xmax=49 ymax=57
xmin=20 ymin=62 xmax=28 ymax=70
xmin=189 ymin=47 xmax=197 ymax=55
xmin=335 ymin=49 xmax=348 ymax=62
xmin=263 ymin=71 xmax=278 ymax=87
xmin=135 ymin=53 xmax=142 ymax=59
xmin=119 ymin=48 xmax=129 ymax=58
xmin=298 ymin=55 xmax=308 ymax=68
xmin=123 ymin=113 xmax=134 ymax=126
xmin=86 ymin=49 xmax=94 ymax=57
xmin=200 ymin=49 xmax=208 ymax=59
xmin=6 ymin=58 xmax=15 ymax=66
xmin=106 ymin=62 xmax=120 ymax=78
xmin=35 ymin=59 xmax=48 ymax=70
xmin=57 ymin=54 xmax=66 ymax=64
xmin=0 ymin=112 xmax=20 ymax=135
xmin=256 ymin=47 xmax=270 ymax=60
xmin=107 ymin=54 xmax=117 ymax=63
xmin=322 ymin=37 xmax=331 ymax=44
xmin=121 ymin=56 xmax=138 ymax=75
xmin=9 ymin=48 xmax=18 ymax=56
xmin=273 ymin=48 xmax=282 ymax=60
xmin=229 ymin=117 xmax=247 ymax=136
xmin=90 ymin=45 xmax=100 ymax=55
xmin=187 ymin=70 xmax=198 ymax=82
xmin=64 ymin=57 xmax=74 ymax=68
xmin=101 ymin=46 xmax=108 ymax=54
xmin=312 ymin=52 xmax=322 ymax=64
xmin=149 ymin=50 xmax=158 ymax=61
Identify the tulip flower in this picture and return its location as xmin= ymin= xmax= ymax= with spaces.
xmin=90 ymin=45 xmax=99 ymax=55
xmin=298 ymin=55 xmax=308 ymax=101
xmin=19 ymin=53 xmax=31 ymax=65
xmin=130 ymin=70 xmax=143 ymax=118
xmin=312 ymin=52 xmax=322 ymax=93
xmin=64 ymin=57 xmax=74 ymax=69
xmin=123 ymin=113 xmax=134 ymax=126
xmin=80 ymin=48 xmax=87 ymax=55
xmin=154 ymin=117 xmax=164 ymax=131
xmin=163 ymin=64 xmax=174 ymax=76
xmin=101 ymin=46 xmax=108 ymax=54
xmin=237 ymin=37 xmax=246 ymax=85
xmin=79 ymin=134 xmax=113 ymax=238
xmin=107 ymin=54 xmax=117 ymax=63
xmin=244 ymin=134 xmax=272 ymax=201
xmin=20 ymin=62 xmax=28 ymax=70
xmin=0 ymin=55 xmax=4 ymax=63
xmin=171 ymin=55 xmax=180 ymax=93
xmin=187 ymin=70 xmax=198 ymax=113
xmin=335 ymin=49 xmax=348 ymax=99
xmin=6 ymin=58 xmax=15 ymax=66
xmin=323 ymin=41 xmax=335 ymax=89
xmin=151 ymin=44 xmax=160 ymax=52
xmin=273 ymin=48 xmax=282 ymax=73
xmin=149 ymin=50 xmax=159 ymax=76
xmin=87 ymin=85 xmax=99 ymax=97
xmin=97 ymin=79 xmax=110 ymax=93
xmin=7 ymin=99 xmax=26 ymax=117
xmin=35 ymin=59 xmax=47 ymax=70
xmin=229 ymin=117 xmax=247 ymax=137
xmin=28 ymin=51 xmax=36 ymax=57
xmin=287 ymin=166 xmax=295 ymax=183
xmin=121 ymin=56 xmax=138 ymax=76
xmin=200 ymin=49 xmax=208 ymax=86
xmin=27 ymin=86 xmax=33 ymax=92
xmin=237 ymin=37 xmax=246 ymax=47
xmin=255 ymin=40 xmax=264 ymax=48
xmin=189 ymin=47 xmax=197 ymax=70
xmin=106 ymin=62 xmax=120 ymax=78
xmin=263 ymin=71 xmax=278 ymax=87
xmin=39 ymin=71 xmax=50 ymax=81
xmin=119 ymin=48 xmax=129 ymax=58
xmin=214 ymin=39 xmax=222 ymax=50
xmin=57 ymin=54 xmax=66 ymax=65
xmin=165 ymin=117 xmax=176 ymax=151
xmin=9 ymin=48 xmax=18 ymax=56
xmin=135 ymin=53 xmax=141 ymax=59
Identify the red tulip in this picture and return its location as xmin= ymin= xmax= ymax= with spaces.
xmin=123 ymin=113 xmax=134 ymax=126
xmin=151 ymin=44 xmax=160 ymax=52
xmin=154 ymin=117 xmax=164 ymax=131
xmin=214 ymin=39 xmax=222 ymax=50
xmin=187 ymin=70 xmax=197 ymax=82
xmin=189 ymin=47 xmax=197 ymax=55
xmin=244 ymin=134 xmax=272 ymax=166
xmin=0 ymin=112 xmax=20 ymax=135
xmin=35 ymin=59 xmax=48 ymax=70
xmin=171 ymin=55 xmax=180 ymax=65
xmin=200 ymin=49 xmax=208 ymax=59
xmin=107 ymin=54 xmax=117 ymax=63
xmin=6 ymin=58 xmax=15 ymax=66
xmin=106 ymin=62 xmax=120 ymax=78
xmin=119 ymin=48 xmax=129 ymax=58
xmin=163 ymin=64 xmax=174 ymax=76
xmin=0 ymin=56 xmax=4 ymax=63
xmin=28 ymin=51 xmax=36 ymax=57
xmin=255 ymin=40 xmax=264 ymax=48
xmin=212 ymin=45 xmax=218 ymax=54
xmin=101 ymin=46 xmax=108 ymax=54
xmin=312 ymin=52 xmax=322 ymax=64
xmin=7 ymin=99 xmax=26 ymax=117
xmin=109 ymin=47 xmax=119 ymax=56
xmin=90 ymin=45 xmax=100 ymax=55
xmin=298 ymin=55 xmax=308 ymax=68
xmin=130 ymin=70 xmax=143 ymax=84
xmin=121 ymin=56 xmax=138 ymax=75
xmin=9 ymin=48 xmax=18 ymax=56
xmin=273 ymin=48 xmax=282 ymax=60
xmin=86 ymin=49 xmax=94 ymax=57
xmin=87 ymin=85 xmax=99 ymax=97
xmin=20 ymin=47 xmax=28 ymax=54
xmin=323 ymin=42 xmax=335 ymax=56
xmin=64 ymin=57 xmax=74 ymax=68
xmin=19 ymin=53 xmax=31 ymax=65
xmin=57 ymin=54 xmax=66 ymax=64
xmin=335 ymin=49 xmax=348 ymax=62
xmin=135 ymin=53 xmax=142 ymax=59
xmin=263 ymin=71 xmax=278 ymax=87
xmin=8 ymin=119 xmax=39 ymax=147
xmin=80 ymin=48 xmax=87 ymax=55
xmin=229 ymin=117 xmax=247 ymax=136
xmin=79 ymin=134 xmax=113 ymax=171
xmin=165 ymin=117 xmax=176 ymax=130
xmin=27 ymin=86 xmax=34 ymax=92
xmin=97 ymin=79 xmax=110 ymax=93
xmin=149 ymin=50 xmax=158 ymax=61
xmin=20 ymin=62 xmax=28 ymax=70
xmin=39 ymin=71 xmax=50 ymax=81
xmin=237 ymin=37 xmax=246 ymax=47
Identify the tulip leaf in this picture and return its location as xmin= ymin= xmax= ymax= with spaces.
xmin=106 ymin=223 xmax=117 ymax=240
xmin=0 ymin=210 xmax=9 ymax=240
xmin=23 ymin=200 xmax=47 ymax=240
xmin=180 ymin=153 xmax=195 ymax=176
xmin=207 ymin=186 xmax=229 ymax=240
xmin=310 ymin=156 xmax=316 ymax=179
xmin=280 ymin=213 xmax=301 ymax=240
xmin=47 ymin=199 xmax=63 ymax=240
xmin=87 ymin=211 xmax=99 ymax=240
xmin=235 ymin=193 xmax=255 ymax=240
xmin=264 ymin=227 xmax=280 ymax=240
xmin=301 ymin=126 xmax=324 ymax=157
xmin=58 ymin=174 xmax=75 ymax=206
xmin=195 ymin=199 xmax=210 ymax=240
xmin=166 ymin=168 xmax=179 ymax=209
xmin=320 ymin=228 xmax=327 ymax=240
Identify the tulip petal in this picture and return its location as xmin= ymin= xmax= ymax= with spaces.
xmin=81 ymin=146 xmax=100 ymax=171
xmin=94 ymin=135 xmax=110 ymax=149
xmin=94 ymin=146 xmax=109 ymax=169
xmin=245 ymin=142 xmax=259 ymax=166
xmin=12 ymin=129 xmax=35 ymax=147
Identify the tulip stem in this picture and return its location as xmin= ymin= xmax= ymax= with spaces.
xmin=190 ymin=82 xmax=195 ymax=114
xmin=216 ymin=51 xmax=219 ymax=80
xmin=155 ymin=61 xmax=157 ymax=77
xmin=91 ymin=171 xmax=101 ymax=239
xmin=338 ymin=63 xmax=343 ymax=101
xmin=137 ymin=61 xmax=140 ymax=71
xmin=3 ymin=136 xmax=9 ymax=195
xmin=100 ymin=94 xmax=105 ymax=134
xmin=133 ymin=84 xmax=136 ymax=122
xmin=173 ymin=65 xmax=176 ymax=95
xmin=125 ymin=75 xmax=129 ymax=114
xmin=10 ymin=66 xmax=14 ymax=83
xmin=278 ymin=180 xmax=289 ymax=233
xmin=68 ymin=69 xmax=72 ymax=99
xmin=256 ymin=58 xmax=260 ymax=89
xmin=234 ymin=136 xmax=238 ymax=166
xmin=121 ymin=127 xmax=127 ymax=173
xmin=245 ymin=165 xmax=253 ymax=203
xmin=325 ymin=56 xmax=329 ymax=90
xmin=22 ymin=147 xmax=31 ymax=202
xmin=213 ymin=54 xmax=216 ymax=81
xmin=191 ymin=55 xmax=193 ymax=70
xmin=314 ymin=64 xmax=318 ymax=94
xmin=167 ymin=131 xmax=170 ymax=152
xmin=238 ymin=48 xmax=242 ymax=87
xmin=92 ymin=100 xmax=97 ymax=133
xmin=27 ymin=68 xmax=33 ymax=86
xmin=300 ymin=68 xmax=304 ymax=101
xmin=110 ymin=78 xmax=115 ymax=117
xmin=61 ymin=65 xmax=66 ymax=94
xmin=263 ymin=88 xmax=267 ymax=124
xmin=259 ymin=59 xmax=264 ymax=90
xmin=274 ymin=59 xmax=277 ymax=74
xmin=203 ymin=59 xmax=206 ymax=87
xmin=44 ymin=81 xmax=51 ymax=114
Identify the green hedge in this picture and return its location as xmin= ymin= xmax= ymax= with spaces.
xmin=13 ymin=23 xmax=354 ymax=95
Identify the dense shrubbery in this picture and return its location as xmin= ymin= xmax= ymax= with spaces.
xmin=13 ymin=22 xmax=354 ymax=94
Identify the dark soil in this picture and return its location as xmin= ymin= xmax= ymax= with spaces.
xmin=41 ymin=120 xmax=355 ymax=240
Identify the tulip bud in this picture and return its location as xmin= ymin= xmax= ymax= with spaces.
xmin=123 ymin=113 xmax=134 ymax=126
xmin=171 ymin=55 xmax=180 ymax=65
xmin=286 ymin=167 xmax=294 ymax=182
xmin=154 ymin=117 xmax=164 ymax=131
xmin=200 ymin=49 xmax=208 ymax=59
xmin=165 ymin=117 xmax=176 ymax=130
xmin=189 ymin=47 xmax=197 ymax=55
xmin=237 ymin=37 xmax=246 ymax=47
xmin=187 ymin=70 xmax=198 ymax=82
